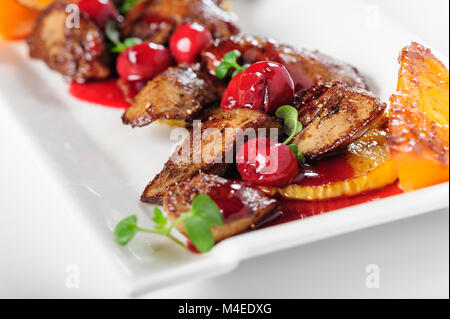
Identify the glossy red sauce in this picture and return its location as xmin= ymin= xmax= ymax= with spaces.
xmin=295 ymin=155 xmax=355 ymax=186
xmin=143 ymin=13 xmax=172 ymax=25
xmin=258 ymin=183 xmax=404 ymax=228
xmin=212 ymin=181 xmax=252 ymax=220
xmin=69 ymin=80 xmax=130 ymax=109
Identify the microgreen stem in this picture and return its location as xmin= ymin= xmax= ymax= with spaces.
xmin=167 ymin=235 xmax=187 ymax=249
xmin=114 ymin=195 xmax=222 ymax=253
xmin=136 ymin=227 xmax=164 ymax=235
xmin=136 ymin=227 xmax=186 ymax=249
xmin=165 ymin=214 xmax=189 ymax=235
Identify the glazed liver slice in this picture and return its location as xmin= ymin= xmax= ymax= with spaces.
xmin=201 ymin=35 xmax=368 ymax=92
xmin=141 ymin=108 xmax=282 ymax=204
xmin=28 ymin=1 xmax=111 ymax=83
xmin=122 ymin=0 xmax=239 ymax=45
xmin=122 ymin=65 xmax=225 ymax=127
xmin=293 ymin=82 xmax=387 ymax=159
xmin=164 ymin=173 xmax=278 ymax=242
xmin=125 ymin=34 xmax=369 ymax=128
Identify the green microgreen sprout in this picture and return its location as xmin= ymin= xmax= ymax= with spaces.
xmin=105 ymin=20 xmax=142 ymax=53
xmin=215 ymin=50 xmax=250 ymax=79
xmin=287 ymin=144 xmax=305 ymax=162
xmin=114 ymin=194 xmax=223 ymax=253
xmin=119 ymin=0 xmax=145 ymax=14
xmin=275 ymin=105 xmax=304 ymax=161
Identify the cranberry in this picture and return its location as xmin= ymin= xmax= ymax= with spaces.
xmin=77 ymin=0 xmax=118 ymax=28
xmin=221 ymin=61 xmax=295 ymax=113
xmin=237 ymin=72 xmax=266 ymax=111
xmin=170 ymin=23 xmax=213 ymax=64
xmin=116 ymin=42 xmax=174 ymax=81
xmin=236 ymin=138 xmax=300 ymax=187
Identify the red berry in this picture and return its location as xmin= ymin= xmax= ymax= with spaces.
xmin=77 ymin=0 xmax=118 ymax=28
xmin=236 ymin=138 xmax=300 ymax=187
xmin=221 ymin=61 xmax=295 ymax=113
xmin=237 ymin=72 xmax=266 ymax=111
xmin=116 ymin=42 xmax=174 ymax=82
xmin=170 ymin=23 xmax=213 ymax=64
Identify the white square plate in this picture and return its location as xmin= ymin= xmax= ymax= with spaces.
xmin=0 ymin=0 xmax=448 ymax=296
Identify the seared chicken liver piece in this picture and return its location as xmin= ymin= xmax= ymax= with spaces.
xmin=122 ymin=64 xmax=225 ymax=127
xmin=28 ymin=1 xmax=111 ymax=83
xmin=202 ymin=35 xmax=368 ymax=91
xmin=293 ymin=82 xmax=387 ymax=159
xmin=141 ymin=109 xmax=282 ymax=204
xmin=164 ymin=173 xmax=278 ymax=243
xmin=122 ymin=0 xmax=239 ymax=45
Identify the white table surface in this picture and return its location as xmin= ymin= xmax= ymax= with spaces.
xmin=0 ymin=0 xmax=448 ymax=299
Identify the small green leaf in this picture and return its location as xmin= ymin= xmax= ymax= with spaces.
xmin=296 ymin=122 xmax=303 ymax=134
xmin=152 ymin=207 xmax=168 ymax=230
xmin=215 ymin=62 xmax=232 ymax=79
xmin=123 ymin=37 xmax=142 ymax=47
xmin=114 ymin=195 xmax=224 ymax=253
xmin=112 ymin=37 xmax=142 ymax=53
xmin=231 ymin=69 xmax=240 ymax=78
xmin=105 ymin=20 xmax=121 ymax=46
xmin=241 ymin=64 xmax=250 ymax=71
xmin=223 ymin=50 xmax=241 ymax=64
xmin=288 ymin=144 xmax=305 ymax=162
xmin=275 ymin=105 xmax=303 ymax=145
xmin=215 ymin=50 xmax=248 ymax=79
xmin=191 ymin=194 xmax=223 ymax=226
xmin=231 ymin=63 xmax=250 ymax=78
xmin=275 ymin=105 xmax=298 ymax=135
xmin=111 ymin=44 xmax=126 ymax=53
xmin=114 ymin=215 xmax=138 ymax=246
xmin=120 ymin=0 xmax=144 ymax=14
xmin=184 ymin=216 xmax=215 ymax=253
xmin=106 ymin=20 xmax=142 ymax=53
xmin=288 ymin=144 xmax=298 ymax=155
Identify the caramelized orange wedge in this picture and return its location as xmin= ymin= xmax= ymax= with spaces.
xmin=0 ymin=0 xmax=39 ymax=40
xmin=388 ymin=42 xmax=449 ymax=191
xmin=261 ymin=129 xmax=399 ymax=201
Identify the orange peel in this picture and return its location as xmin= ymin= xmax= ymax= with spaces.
xmin=0 ymin=0 xmax=39 ymax=40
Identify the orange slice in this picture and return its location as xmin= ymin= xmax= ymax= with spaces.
xmin=261 ymin=129 xmax=399 ymax=200
xmin=388 ymin=42 xmax=449 ymax=191
xmin=0 ymin=0 xmax=39 ymax=40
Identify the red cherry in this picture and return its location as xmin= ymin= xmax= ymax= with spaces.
xmin=170 ymin=23 xmax=213 ymax=64
xmin=249 ymin=62 xmax=295 ymax=113
xmin=236 ymin=138 xmax=300 ymax=187
xmin=116 ymin=42 xmax=174 ymax=81
xmin=221 ymin=61 xmax=295 ymax=113
xmin=237 ymin=72 xmax=266 ymax=111
xmin=77 ymin=0 xmax=118 ymax=28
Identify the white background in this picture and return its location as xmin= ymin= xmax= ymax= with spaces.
xmin=0 ymin=0 xmax=448 ymax=298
